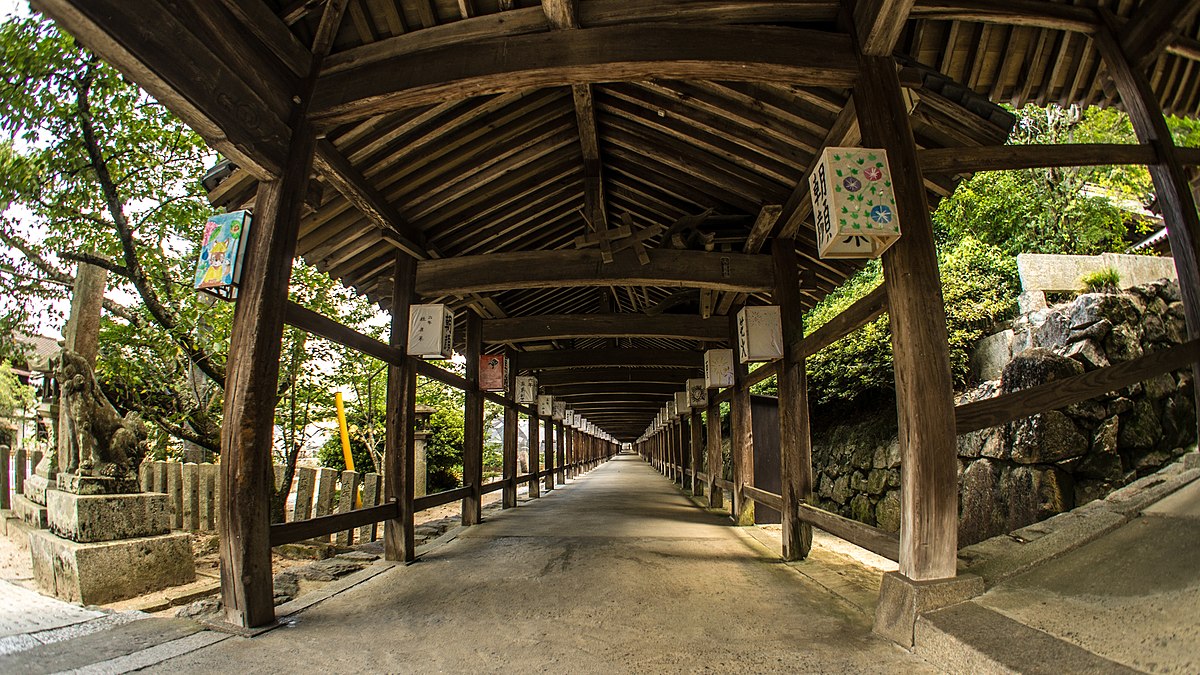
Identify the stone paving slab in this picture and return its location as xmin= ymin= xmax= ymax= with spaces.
xmin=0 ymin=580 xmax=101 ymax=639
xmin=0 ymin=617 xmax=204 ymax=674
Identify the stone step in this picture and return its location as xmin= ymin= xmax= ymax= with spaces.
xmin=10 ymin=494 xmax=47 ymax=530
xmin=1 ymin=513 xmax=36 ymax=551
xmin=914 ymin=601 xmax=1140 ymax=674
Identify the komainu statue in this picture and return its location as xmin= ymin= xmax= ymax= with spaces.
xmin=53 ymin=349 xmax=147 ymax=492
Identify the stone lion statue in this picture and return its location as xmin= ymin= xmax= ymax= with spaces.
xmin=53 ymin=349 xmax=147 ymax=489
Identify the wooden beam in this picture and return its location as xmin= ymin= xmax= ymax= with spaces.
xmin=855 ymin=0 xmax=917 ymax=56
xmin=1096 ymin=11 xmax=1200 ymax=445
xmin=311 ymin=24 xmax=858 ymax=125
xmin=773 ymin=240 xmax=813 ymax=561
xmin=544 ymin=382 xmax=683 ymax=396
xmin=742 ymin=204 xmax=784 ymax=255
xmin=462 ymin=312 xmax=484 ymax=526
xmin=918 ymin=143 xmax=1160 ymax=174
xmin=483 ymin=314 xmax=728 ymax=343
xmin=217 ymin=135 xmax=316 ymax=627
xmin=856 ymin=55 xmax=958 ymax=581
xmin=416 ymin=249 xmax=774 ymax=297
xmin=384 ymin=254 xmax=417 ymax=562
xmin=794 ymin=285 xmax=888 ymax=360
xmin=519 ymin=348 xmax=703 ymax=370
xmin=798 ymin=503 xmax=899 ymax=561
xmin=313 ymin=140 xmax=429 ymax=259
xmin=908 ymin=0 xmax=1097 ymax=33
xmin=1120 ymin=0 xmax=1200 ymax=71
xmin=534 ymin=368 xmax=697 ymax=386
xmin=283 ymin=301 xmax=400 ymax=364
xmin=32 ymin=0 xmax=293 ymax=179
xmin=270 ymin=501 xmax=397 ymax=547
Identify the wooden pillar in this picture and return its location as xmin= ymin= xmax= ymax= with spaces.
xmin=1094 ymin=16 xmax=1200 ymax=440
xmin=544 ymin=416 xmax=555 ymax=491
xmin=729 ymin=310 xmax=755 ymax=526
xmin=384 ymin=254 xmax=417 ymax=562
xmin=690 ymin=408 xmax=704 ymax=497
xmin=678 ymin=417 xmax=690 ymax=487
xmin=462 ymin=312 xmax=484 ymax=526
xmin=773 ymin=240 xmax=813 ymax=561
xmin=218 ymin=129 xmax=315 ymax=628
xmin=706 ymin=399 xmax=724 ymax=509
xmin=502 ymin=348 xmax=518 ymax=509
xmin=556 ymin=422 xmax=566 ymax=484
xmin=855 ymin=55 xmax=957 ymax=581
xmin=528 ymin=410 xmax=541 ymax=499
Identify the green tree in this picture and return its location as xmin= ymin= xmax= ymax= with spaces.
xmin=933 ymin=104 xmax=1156 ymax=256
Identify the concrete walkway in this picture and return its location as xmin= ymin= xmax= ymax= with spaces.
xmin=142 ymin=454 xmax=930 ymax=673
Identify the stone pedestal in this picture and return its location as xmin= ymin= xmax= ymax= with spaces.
xmin=47 ymin=491 xmax=170 ymax=543
xmin=28 ymin=529 xmax=194 ymax=605
xmin=873 ymin=571 xmax=983 ymax=648
xmin=23 ymin=473 xmax=53 ymax=505
xmin=31 ymin=487 xmax=194 ymax=604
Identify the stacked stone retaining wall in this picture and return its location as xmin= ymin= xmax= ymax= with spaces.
xmin=812 ymin=278 xmax=1196 ymax=546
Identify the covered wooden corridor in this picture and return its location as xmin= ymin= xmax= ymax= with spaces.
xmin=30 ymin=0 xmax=1200 ymax=649
xmin=141 ymin=454 xmax=934 ymax=673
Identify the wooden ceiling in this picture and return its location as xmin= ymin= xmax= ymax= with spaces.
xmin=192 ymin=0 xmax=1200 ymax=439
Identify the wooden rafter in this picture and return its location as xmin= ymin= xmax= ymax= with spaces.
xmin=1120 ymin=0 xmax=1200 ymax=71
xmin=310 ymin=24 xmax=859 ymax=125
xmin=855 ymin=0 xmax=917 ymax=56
xmin=482 ymin=314 xmax=728 ymax=343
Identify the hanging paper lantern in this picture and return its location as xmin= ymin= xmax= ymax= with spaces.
xmin=736 ymin=306 xmax=783 ymax=363
xmin=704 ymin=349 xmax=735 ymax=388
xmin=538 ymin=395 xmax=554 ymax=417
xmin=809 ymin=147 xmax=901 ymax=259
xmin=479 ymin=355 xmax=506 ymax=392
xmin=408 ymin=304 xmax=455 ymax=359
xmin=515 ymin=376 xmax=538 ymax=404
xmin=687 ymin=378 xmax=709 ymax=408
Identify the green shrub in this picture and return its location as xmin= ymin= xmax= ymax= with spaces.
xmin=803 ymin=237 xmax=1019 ymax=421
xmin=1079 ymin=267 xmax=1120 ymax=293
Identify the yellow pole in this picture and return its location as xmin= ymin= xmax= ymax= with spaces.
xmin=335 ymin=392 xmax=361 ymax=507
xmin=335 ymin=391 xmax=355 ymax=472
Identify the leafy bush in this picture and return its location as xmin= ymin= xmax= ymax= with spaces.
xmin=1080 ymin=267 xmax=1121 ymax=293
xmin=803 ymin=237 xmax=1019 ymax=420
xmin=317 ymin=425 xmax=377 ymax=475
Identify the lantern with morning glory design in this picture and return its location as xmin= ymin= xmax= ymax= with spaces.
xmin=808 ymin=147 xmax=901 ymax=259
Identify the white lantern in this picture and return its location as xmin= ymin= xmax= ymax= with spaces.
xmin=809 ymin=147 xmax=901 ymax=259
xmin=704 ymin=349 xmax=735 ymax=388
xmin=515 ymin=376 xmax=538 ymax=404
xmin=538 ymin=395 xmax=554 ymax=417
xmin=553 ymin=401 xmax=566 ymax=420
xmin=737 ymin=306 xmax=783 ymax=363
xmin=408 ymin=304 xmax=454 ymax=359
xmin=687 ymin=378 xmax=708 ymax=408
xmin=675 ymin=391 xmax=691 ymax=416
xmin=666 ymin=400 xmax=677 ymax=420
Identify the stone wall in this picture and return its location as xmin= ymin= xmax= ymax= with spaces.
xmin=812 ymin=278 xmax=1196 ymax=546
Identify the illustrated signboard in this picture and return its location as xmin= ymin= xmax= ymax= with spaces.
xmin=194 ymin=210 xmax=252 ymax=299
xmin=808 ymin=147 xmax=901 ymax=259
xmin=479 ymin=355 xmax=507 ymax=392
xmin=736 ymin=306 xmax=784 ymax=363
xmin=408 ymin=305 xmax=454 ymax=359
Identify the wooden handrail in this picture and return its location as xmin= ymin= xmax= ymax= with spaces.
xmin=413 ymin=485 xmax=472 ymax=512
xmin=797 ymin=503 xmax=899 ymax=562
xmin=741 ymin=484 xmax=783 ymax=511
xmin=955 ymin=338 xmax=1200 ymax=434
xmin=269 ymin=500 xmax=398 ymax=547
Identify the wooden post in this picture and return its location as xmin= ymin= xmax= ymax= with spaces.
xmin=729 ymin=310 xmax=755 ymax=526
xmin=218 ymin=127 xmax=315 ymax=628
xmin=706 ymin=399 xmax=724 ymax=509
xmin=544 ymin=416 xmax=555 ymax=491
xmin=690 ymin=408 xmax=704 ymax=497
xmin=502 ymin=348 xmax=518 ymax=509
xmin=773 ymin=240 xmax=813 ymax=561
xmin=463 ymin=311 xmax=484 ymax=526
xmin=528 ymin=409 xmax=541 ymax=499
xmin=855 ymin=55 xmax=957 ymax=581
xmin=1094 ymin=15 xmax=1200 ymax=441
xmin=556 ymin=422 xmax=566 ymax=484
xmin=678 ymin=417 xmax=690 ymax=487
xmin=384 ymin=254 xmax=417 ymax=562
